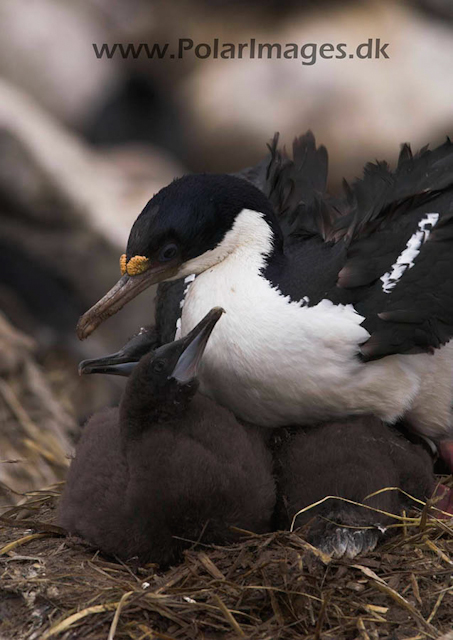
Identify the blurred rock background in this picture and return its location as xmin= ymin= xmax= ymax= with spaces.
xmin=1 ymin=0 xmax=452 ymax=505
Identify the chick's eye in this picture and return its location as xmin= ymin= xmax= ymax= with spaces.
xmin=153 ymin=360 xmax=166 ymax=373
xmin=159 ymin=243 xmax=178 ymax=262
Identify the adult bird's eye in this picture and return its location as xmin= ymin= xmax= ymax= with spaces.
xmin=153 ymin=360 xmax=166 ymax=373
xmin=159 ymin=243 xmax=178 ymax=262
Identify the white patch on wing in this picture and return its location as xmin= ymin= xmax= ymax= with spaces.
xmin=380 ymin=212 xmax=439 ymax=293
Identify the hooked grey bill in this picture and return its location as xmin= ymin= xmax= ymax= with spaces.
xmin=79 ymin=307 xmax=224 ymax=381
xmin=78 ymin=327 xmax=157 ymax=376
xmin=76 ymin=262 xmax=179 ymax=341
xmin=79 ymin=360 xmax=137 ymax=377
xmin=79 ymin=356 xmax=135 ymax=377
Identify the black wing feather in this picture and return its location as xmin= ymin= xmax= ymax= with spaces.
xmin=335 ymin=137 xmax=453 ymax=239
xmin=329 ymin=138 xmax=453 ymax=360
xmin=262 ymin=131 xmax=329 ymax=238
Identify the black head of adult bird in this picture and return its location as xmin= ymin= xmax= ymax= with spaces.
xmin=76 ymin=133 xmax=453 ymax=466
xmin=60 ymin=307 xmax=276 ymax=566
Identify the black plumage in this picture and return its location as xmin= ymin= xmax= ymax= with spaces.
xmin=274 ymin=416 xmax=435 ymax=558
xmin=60 ymin=310 xmax=276 ymax=566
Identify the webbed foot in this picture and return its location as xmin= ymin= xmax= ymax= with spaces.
xmin=308 ymin=517 xmax=381 ymax=559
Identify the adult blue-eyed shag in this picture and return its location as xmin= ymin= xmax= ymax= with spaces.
xmin=60 ymin=308 xmax=276 ymax=565
xmin=77 ymin=133 xmax=453 ymax=463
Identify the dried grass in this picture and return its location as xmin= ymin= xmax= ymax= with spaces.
xmin=0 ymin=313 xmax=75 ymax=512
xmin=0 ymin=483 xmax=452 ymax=640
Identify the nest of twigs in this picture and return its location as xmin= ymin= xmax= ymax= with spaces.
xmin=1 ymin=484 xmax=452 ymax=640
